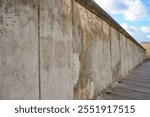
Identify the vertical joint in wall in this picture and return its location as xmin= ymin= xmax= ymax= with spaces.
xmin=37 ymin=0 xmax=41 ymax=100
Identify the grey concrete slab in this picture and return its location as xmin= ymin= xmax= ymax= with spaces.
xmin=127 ymin=75 xmax=150 ymax=80
xmin=0 ymin=0 xmax=39 ymax=99
xmin=121 ymin=78 xmax=150 ymax=84
xmin=120 ymin=80 xmax=150 ymax=88
xmin=100 ymin=93 xmax=134 ymax=100
xmin=40 ymin=0 xmax=74 ymax=99
xmin=110 ymin=88 xmax=150 ymax=100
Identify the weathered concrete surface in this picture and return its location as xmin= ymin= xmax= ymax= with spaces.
xmin=0 ymin=0 xmax=146 ymax=100
xmin=111 ymin=27 xmax=121 ymax=83
xmin=0 ymin=0 xmax=39 ymax=99
xmin=73 ymin=0 xmax=146 ymax=99
xmin=141 ymin=42 xmax=150 ymax=59
xmin=40 ymin=0 xmax=73 ymax=99
xmin=73 ymin=2 xmax=112 ymax=99
xmin=99 ymin=60 xmax=150 ymax=100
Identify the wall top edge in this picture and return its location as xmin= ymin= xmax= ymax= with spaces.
xmin=74 ymin=0 xmax=146 ymax=51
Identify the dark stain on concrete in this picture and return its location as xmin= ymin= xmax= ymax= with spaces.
xmin=17 ymin=0 xmax=36 ymax=8
xmin=0 ymin=0 xmax=4 ymax=7
xmin=112 ymin=61 xmax=121 ymax=82
xmin=0 ymin=15 xmax=4 ymax=24
xmin=73 ymin=6 xmax=96 ymax=99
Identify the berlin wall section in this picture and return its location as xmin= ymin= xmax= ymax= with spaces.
xmin=0 ymin=0 xmax=146 ymax=99
xmin=0 ymin=0 xmax=39 ymax=99
xmin=39 ymin=0 xmax=74 ymax=99
xmin=73 ymin=0 xmax=146 ymax=99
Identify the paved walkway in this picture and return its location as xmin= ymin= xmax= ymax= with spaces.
xmin=99 ymin=60 xmax=150 ymax=100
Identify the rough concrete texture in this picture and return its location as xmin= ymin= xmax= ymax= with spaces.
xmin=73 ymin=2 xmax=112 ymax=99
xmin=111 ymin=27 xmax=121 ymax=82
xmin=141 ymin=42 xmax=150 ymax=59
xmin=0 ymin=0 xmax=146 ymax=99
xmin=0 ymin=0 xmax=39 ymax=99
xmin=73 ymin=1 xmax=146 ymax=99
xmin=39 ymin=0 xmax=73 ymax=99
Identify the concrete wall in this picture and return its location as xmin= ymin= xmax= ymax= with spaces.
xmin=0 ymin=0 xmax=39 ymax=99
xmin=0 ymin=0 xmax=74 ymax=100
xmin=39 ymin=0 xmax=73 ymax=99
xmin=0 ymin=0 xmax=146 ymax=99
xmin=73 ymin=0 xmax=146 ymax=99
xmin=141 ymin=42 xmax=150 ymax=59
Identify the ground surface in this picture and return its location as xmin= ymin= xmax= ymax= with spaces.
xmin=99 ymin=60 xmax=150 ymax=100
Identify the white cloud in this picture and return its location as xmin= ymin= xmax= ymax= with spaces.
xmin=121 ymin=23 xmax=150 ymax=42
xmin=123 ymin=0 xmax=147 ymax=21
xmin=94 ymin=0 xmax=149 ymax=21
xmin=93 ymin=0 xmax=150 ymax=42
xmin=147 ymin=35 xmax=150 ymax=39
xmin=93 ymin=0 xmax=126 ymax=14
xmin=140 ymin=26 xmax=150 ymax=33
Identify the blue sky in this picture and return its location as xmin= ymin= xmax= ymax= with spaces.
xmin=94 ymin=0 xmax=150 ymax=42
